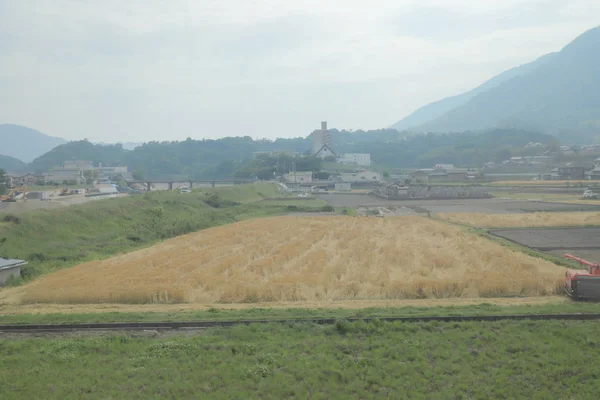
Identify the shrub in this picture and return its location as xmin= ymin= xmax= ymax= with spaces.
xmin=204 ymin=194 xmax=240 ymax=208
xmin=3 ymin=214 xmax=21 ymax=224
xmin=20 ymin=264 xmax=41 ymax=280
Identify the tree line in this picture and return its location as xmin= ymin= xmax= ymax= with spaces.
xmin=14 ymin=128 xmax=556 ymax=180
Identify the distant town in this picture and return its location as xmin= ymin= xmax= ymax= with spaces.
xmin=4 ymin=121 xmax=600 ymax=200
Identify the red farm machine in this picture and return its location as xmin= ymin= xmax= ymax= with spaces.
xmin=564 ymin=254 xmax=600 ymax=300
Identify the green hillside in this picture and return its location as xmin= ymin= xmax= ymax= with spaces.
xmin=0 ymin=154 xmax=26 ymax=172
xmin=0 ymin=183 xmax=312 ymax=282
xmin=390 ymin=52 xmax=556 ymax=131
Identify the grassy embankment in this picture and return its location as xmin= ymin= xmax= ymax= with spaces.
xmin=2 ymin=320 xmax=600 ymax=399
xmin=0 ymin=183 xmax=330 ymax=283
xmin=19 ymin=216 xmax=564 ymax=304
xmin=2 ymin=301 xmax=600 ymax=325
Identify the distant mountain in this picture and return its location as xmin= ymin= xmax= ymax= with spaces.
xmin=0 ymin=124 xmax=67 ymax=162
xmin=29 ymin=140 xmax=129 ymax=173
xmin=392 ymin=26 xmax=600 ymax=143
xmin=0 ymin=154 xmax=26 ymax=172
xmin=391 ymin=53 xmax=556 ymax=131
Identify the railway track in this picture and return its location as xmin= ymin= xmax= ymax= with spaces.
xmin=2 ymin=313 xmax=600 ymax=334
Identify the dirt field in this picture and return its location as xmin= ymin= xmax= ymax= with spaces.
xmin=13 ymin=216 xmax=564 ymax=304
xmin=439 ymin=212 xmax=600 ymax=228
xmin=490 ymin=227 xmax=600 ymax=262
xmin=318 ymin=195 xmax=600 ymax=214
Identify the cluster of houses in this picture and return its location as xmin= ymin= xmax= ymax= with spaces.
xmin=408 ymin=164 xmax=479 ymax=183
xmin=283 ymin=169 xmax=382 ymax=185
xmin=485 ymin=155 xmax=552 ymax=169
xmin=5 ymin=160 xmax=132 ymax=187
xmin=537 ymin=159 xmax=600 ymax=181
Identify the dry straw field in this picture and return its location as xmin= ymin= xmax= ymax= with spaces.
xmin=21 ymin=216 xmax=564 ymax=304
xmin=440 ymin=212 xmax=600 ymax=228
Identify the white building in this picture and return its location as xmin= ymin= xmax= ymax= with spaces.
xmin=63 ymin=160 xmax=94 ymax=171
xmin=45 ymin=168 xmax=86 ymax=184
xmin=315 ymin=144 xmax=336 ymax=159
xmin=339 ymin=170 xmax=382 ymax=183
xmin=46 ymin=161 xmax=131 ymax=185
xmin=284 ymin=171 xmax=313 ymax=183
xmin=338 ymin=153 xmax=371 ymax=166
xmin=434 ymin=164 xmax=454 ymax=170
xmin=97 ymin=166 xmax=128 ymax=174
xmin=311 ymin=121 xmax=332 ymax=155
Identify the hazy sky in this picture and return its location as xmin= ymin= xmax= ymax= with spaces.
xmin=0 ymin=1 xmax=598 ymax=143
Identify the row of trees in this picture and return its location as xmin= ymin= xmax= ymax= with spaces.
xmin=16 ymin=128 xmax=558 ymax=180
xmin=232 ymin=154 xmax=325 ymax=180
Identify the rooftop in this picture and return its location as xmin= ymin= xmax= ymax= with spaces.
xmin=0 ymin=258 xmax=27 ymax=271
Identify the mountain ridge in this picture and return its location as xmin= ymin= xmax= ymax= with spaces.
xmin=0 ymin=124 xmax=67 ymax=162
xmin=392 ymin=25 xmax=600 ymax=143
xmin=390 ymin=52 xmax=557 ymax=131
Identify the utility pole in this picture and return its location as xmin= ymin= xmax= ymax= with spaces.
xmin=293 ymin=161 xmax=297 ymax=182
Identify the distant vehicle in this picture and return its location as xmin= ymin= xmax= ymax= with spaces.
xmin=583 ymin=189 xmax=598 ymax=199
xmin=179 ymin=186 xmax=192 ymax=194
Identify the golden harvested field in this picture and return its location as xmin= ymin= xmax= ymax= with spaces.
xmin=440 ymin=212 xmax=600 ymax=228
xmin=21 ymin=216 xmax=564 ymax=304
xmin=490 ymin=192 xmax=600 ymax=205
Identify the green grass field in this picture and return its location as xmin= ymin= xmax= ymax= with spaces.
xmin=1 ymin=302 xmax=600 ymax=325
xmin=2 ymin=320 xmax=600 ymax=399
xmin=0 ymin=183 xmax=326 ymax=282
xmin=258 ymin=198 xmax=328 ymax=208
xmin=206 ymin=183 xmax=280 ymax=203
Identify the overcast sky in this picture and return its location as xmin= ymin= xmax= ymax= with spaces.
xmin=0 ymin=1 xmax=598 ymax=143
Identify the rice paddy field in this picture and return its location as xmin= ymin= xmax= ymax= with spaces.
xmin=18 ymin=216 xmax=564 ymax=305
xmin=439 ymin=211 xmax=600 ymax=228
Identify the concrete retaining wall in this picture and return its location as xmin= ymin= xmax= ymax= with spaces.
xmin=0 ymin=266 xmax=20 ymax=286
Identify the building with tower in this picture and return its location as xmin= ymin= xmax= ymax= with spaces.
xmin=311 ymin=121 xmax=333 ymax=156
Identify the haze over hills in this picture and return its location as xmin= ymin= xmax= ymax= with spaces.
xmin=0 ymin=124 xmax=67 ymax=162
xmin=0 ymin=154 xmax=26 ymax=172
xmin=391 ymin=26 xmax=600 ymax=143
xmin=390 ymin=53 xmax=557 ymax=131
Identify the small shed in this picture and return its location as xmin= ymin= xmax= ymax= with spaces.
xmin=0 ymin=258 xmax=26 ymax=285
